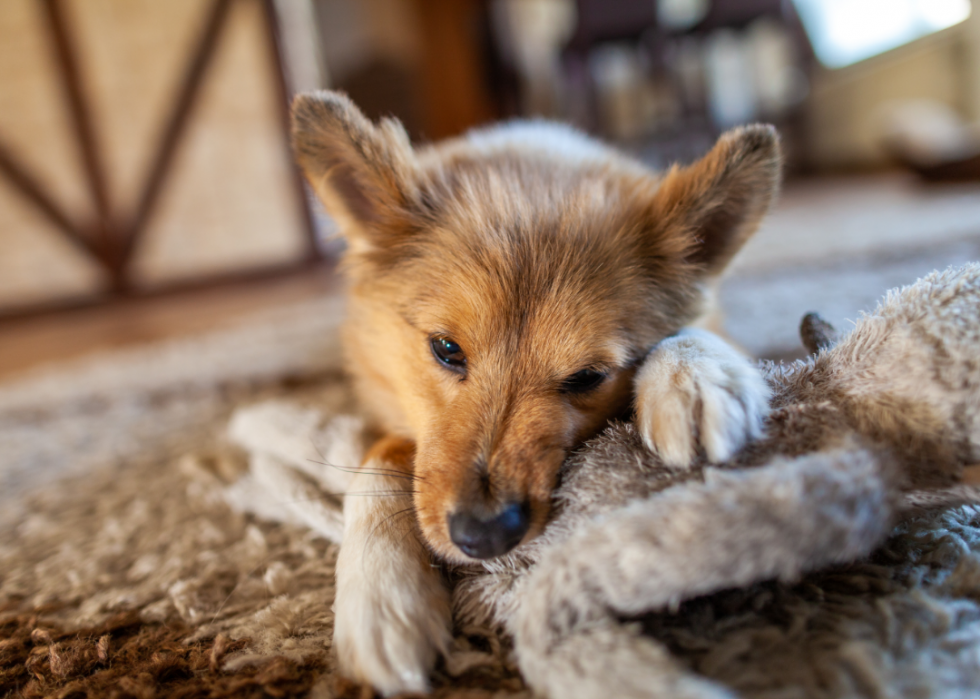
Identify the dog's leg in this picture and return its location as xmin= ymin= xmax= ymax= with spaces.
xmin=634 ymin=328 xmax=770 ymax=468
xmin=333 ymin=436 xmax=452 ymax=695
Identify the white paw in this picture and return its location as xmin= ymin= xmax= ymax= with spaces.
xmin=334 ymin=471 xmax=452 ymax=695
xmin=333 ymin=560 xmax=451 ymax=695
xmin=634 ymin=328 xmax=769 ymax=468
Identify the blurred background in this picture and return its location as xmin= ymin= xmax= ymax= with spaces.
xmin=2 ymin=0 xmax=980 ymax=371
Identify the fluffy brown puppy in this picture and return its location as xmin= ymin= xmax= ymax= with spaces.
xmin=291 ymin=91 xmax=780 ymax=694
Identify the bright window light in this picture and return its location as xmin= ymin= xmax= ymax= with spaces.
xmin=792 ymin=0 xmax=971 ymax=68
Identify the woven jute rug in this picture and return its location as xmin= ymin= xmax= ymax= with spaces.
xmin=3 ymin=243 xmax=980 ymax=698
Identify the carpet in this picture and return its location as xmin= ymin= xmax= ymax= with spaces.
xmin=3 ymin=245 xmax=980 ymax=698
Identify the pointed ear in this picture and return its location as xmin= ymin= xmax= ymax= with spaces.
xmin=291 ymin=90 xmax=418 ymax=249
xmin=651 ymin=124 xmax=781 ymax=276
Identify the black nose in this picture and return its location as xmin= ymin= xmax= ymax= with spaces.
xmin=448 ymin=501 xmax=530 ymax=559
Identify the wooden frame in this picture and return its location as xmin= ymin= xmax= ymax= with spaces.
xmin=0 ymin=0 xmax=320 ymax=319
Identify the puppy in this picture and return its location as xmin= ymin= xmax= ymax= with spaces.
xmin=291 ymin=91 xmax=779 ymax=695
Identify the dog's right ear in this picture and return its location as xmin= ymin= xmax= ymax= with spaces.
xmin=648 ymin=124 xmax=781 ymax=277
xmin=291 ymin=91 xmax=418 ymax=251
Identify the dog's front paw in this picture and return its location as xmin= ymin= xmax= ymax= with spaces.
xmin=334 ymin=440 xmax=452 ymax=696
xmin=334 ymin=548 xmax=451 ymax=695
xmin=634 ymin=328 xmax=769 ymax=468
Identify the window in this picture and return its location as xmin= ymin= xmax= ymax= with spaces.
xmin=792 ymin=0 xmax=971 ymax=68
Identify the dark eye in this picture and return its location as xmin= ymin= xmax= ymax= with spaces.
xmin=560 ymin=369 xmax=606 ymax=394
xmin=430 ymin=336 xmax=467 ymax=374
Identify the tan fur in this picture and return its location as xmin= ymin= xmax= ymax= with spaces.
xmin=291 ymin=90 xmax=781 ymax=693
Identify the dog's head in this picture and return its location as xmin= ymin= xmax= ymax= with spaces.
xmin=292 ymin=91 xmax=780 ymax=564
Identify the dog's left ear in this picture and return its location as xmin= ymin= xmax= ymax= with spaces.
xmin=651 ymin=124 xmax=781 ymax=276
xmin=290 ymin=90 xmax=418 ymax=253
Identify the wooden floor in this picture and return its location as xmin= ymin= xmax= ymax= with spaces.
xmin=0 ymin=265 xmax=342 ymax=381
